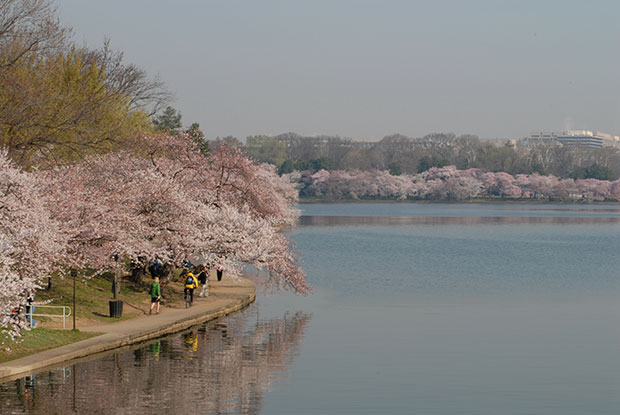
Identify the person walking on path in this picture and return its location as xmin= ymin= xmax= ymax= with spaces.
xmin=149 ymin=277 xmax=161 ymax=314
xmin=184 ymin=273 xmax=198 ymax=305
xmin=198 ymin=265 xmax=209 ymax=297
xmin=216 ymin=254 xmax=224 ymax=282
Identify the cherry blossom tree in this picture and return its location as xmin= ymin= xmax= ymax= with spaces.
xmin=609 ymin=180 xmax=620 ymax=200
xmin=574 ymin=178 xmax=611 ymax=201
xmin=41 ymin=133 xmax=309 ymax=295
xmin=41 ymin=153 xmax=170 ymax=297
xmin=0 ymin=151 xmax=64 ymax=340
xmin=153 ymin=136 xmax=308 ymax=293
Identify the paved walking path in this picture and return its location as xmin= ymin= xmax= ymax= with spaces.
xmin=0 ymin=278 xmax=255 ymax=382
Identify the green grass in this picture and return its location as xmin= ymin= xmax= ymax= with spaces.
xmin=0 ymin=328 xmax=100 ymax=363
xmin=36 ymin=272 xmax=151 ymax=324
xmin=0 ymin=273 xmax=149 ymax=363
xmin=0 ymin=271 xmax=187 ymax=362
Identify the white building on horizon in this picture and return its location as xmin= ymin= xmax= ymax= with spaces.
xmin=523 ymin=130 xmax=619 ymax=148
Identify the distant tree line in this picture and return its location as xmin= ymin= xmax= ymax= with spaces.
xmin=243 ymin=133 xmax=620 ymax=181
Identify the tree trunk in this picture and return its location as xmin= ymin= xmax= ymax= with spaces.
xmin=130 ymin=265 xmax=146 ymax=283
xmin=113 ymin=267 xmax=120 ymax=300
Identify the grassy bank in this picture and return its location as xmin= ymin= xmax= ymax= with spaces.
xmin=0 ymin=329 xmax=99 ymax=364
xmin=33 ymin=271 xmax=192 ymax=327
xmin=35 ymin=272 xmax=151 ymax=326
xmin=0 ymin=271 xmax=190 ymax=363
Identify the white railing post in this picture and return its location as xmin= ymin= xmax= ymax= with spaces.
xmin=27 ymin=305 xmax=72 ymax=329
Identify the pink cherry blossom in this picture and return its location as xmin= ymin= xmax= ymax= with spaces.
xmin=0 ymin=151 xmax=64 ymax=340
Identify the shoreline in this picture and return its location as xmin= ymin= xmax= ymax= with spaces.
xmin=0 ymin=277 xmax=256 ymax=383
xmin=298 ymin=198 xmax=620 ymax=205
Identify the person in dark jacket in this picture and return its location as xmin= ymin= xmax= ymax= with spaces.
xmin=25 ymin=293 xmax=37 ymax=327
xmin=216 ymin=254 xmax=224 ymax=281
xmin=198 ymin=265 xmax=209 ymax=297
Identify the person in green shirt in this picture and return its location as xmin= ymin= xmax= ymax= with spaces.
xmin=149 ymin=277 xmax=161 ymax=315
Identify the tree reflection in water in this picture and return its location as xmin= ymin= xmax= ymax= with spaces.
xmin=0 ymin=306 xmax=311 ymax=415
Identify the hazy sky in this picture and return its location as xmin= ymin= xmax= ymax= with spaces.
xmin=58 ymin=0 xmax=620 ymax=141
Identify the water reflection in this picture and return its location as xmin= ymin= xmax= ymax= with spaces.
xmin=299 ymin=215 xmax=620 ymax=226
xmin=0 ymin=307 xmax=311 ymax=415
xmin=524 ymin=207 xmax=620 ymax=213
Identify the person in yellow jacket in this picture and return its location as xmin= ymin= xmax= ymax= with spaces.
xmin=184 ymin=331 xmax=198 ymax=360
xmin=184 ymin=272 xmax=199 ymax=305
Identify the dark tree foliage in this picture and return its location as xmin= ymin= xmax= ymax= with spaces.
xmin=311 ymin=157 xmax=333 ymax=171
xmin=153 ymin=106 xmax=182 ymax=133
xmin=388 ymin=162 xmax=403 ymax=176
xmin=278 ymin=160 xmax=295 ymax=175
xmin=417 ymin=156 xmax=448 ymax=173
xmin=185 ymin=123 xmax=208 ymax=155
xmin=570 ymin=163 xmax=615 ymax=181
xmin=294 ymin=160 xmax=312 ymax=171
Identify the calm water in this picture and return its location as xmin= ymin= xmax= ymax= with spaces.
xmin=3 ymin=203 xmax=620 ymax=414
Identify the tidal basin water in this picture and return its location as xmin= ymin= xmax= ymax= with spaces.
xmin=3 ymin=203 xmax=620 ymax=414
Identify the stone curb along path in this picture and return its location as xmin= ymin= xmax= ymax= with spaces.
xmin=0 ymin=278 xmax=256 ymax=383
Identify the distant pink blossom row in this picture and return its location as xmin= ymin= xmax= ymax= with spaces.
xmin=287 ymin=166 xmax=620 ymax=202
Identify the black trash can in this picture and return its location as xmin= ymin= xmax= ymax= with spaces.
xmin=109 ymin=300 xmax=123 ymax=318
